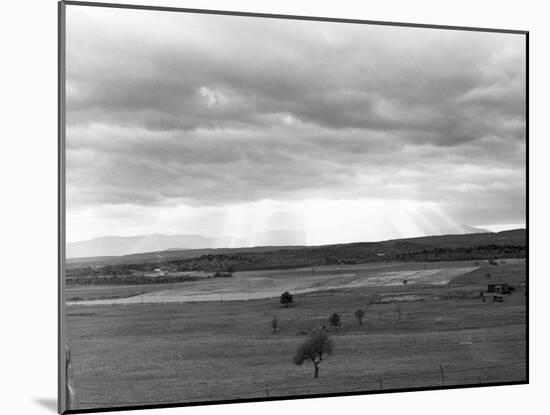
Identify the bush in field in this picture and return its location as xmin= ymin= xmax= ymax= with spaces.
xmin=354 ymin=309 xmax=365 ymax=325
xmin=280 ymin=291 xmax=294 ymax=308
xmin=329 ymin=312 xmax=341 ymax=328
xmin=293 ymin=331 xmax=333 ymax=378
xmin=213 ymin=271 xmax=233 ymax=278
xmin=271 ymin=315 xmax=278 ymax=333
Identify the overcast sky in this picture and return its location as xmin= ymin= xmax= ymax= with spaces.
xmin=65 ymin=5 xmax=526 ymax=246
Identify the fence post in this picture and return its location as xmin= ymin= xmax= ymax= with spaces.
xmin=66 ymin=343 xmax=75 ymax=410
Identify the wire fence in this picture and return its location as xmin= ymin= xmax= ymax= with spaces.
xmin=68 ymin=327 xmax=526 ymax=410
xmin=68 ymin=329 xmax=526 ymax=376
xmin=72 ymin=360 xmax=526 ymax=409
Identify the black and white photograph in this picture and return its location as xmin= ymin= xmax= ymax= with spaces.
xmin=60 ymin=1 xmax=527 ymax=412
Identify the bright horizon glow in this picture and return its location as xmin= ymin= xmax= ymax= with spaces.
xmin=477 ymin=223 xmax=526 ymax=233
xmin=66 ymin=198 xmax=524 ymax=246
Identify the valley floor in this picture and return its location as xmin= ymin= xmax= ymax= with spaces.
xmin=65 ymin=260 xmax=527 ymax=411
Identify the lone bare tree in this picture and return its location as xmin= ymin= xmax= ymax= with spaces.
xmin=293 ymin=331 xmax=333 ymax=378
xmin=395 ymin=305 xmax=402 ymax=321
xmin=354 ymin=309 xmax=365 ymax=325
xmin=280 ymin=291 xmax=294 ymax=308
xmin=271 ymin=315 xmax=278 ymax=333
xmin=329 ymin=312 xmax=341 ymax=328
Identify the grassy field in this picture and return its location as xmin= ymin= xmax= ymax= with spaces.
xmin=65 ymin=260 xmax=526 ymax=410
xmin=65 ymin=259 xmax=516 ymax=304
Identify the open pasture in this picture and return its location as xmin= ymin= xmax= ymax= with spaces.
xmin=65 ymin=261 xmax=526 ymax=410
xmin=66 ymin=260 xmax=489 ymax=305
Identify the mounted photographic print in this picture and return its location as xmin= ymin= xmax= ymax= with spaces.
xmin=58 ymin=1 xmax=528 ymax=413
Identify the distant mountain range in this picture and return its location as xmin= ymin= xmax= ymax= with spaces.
xmin=436 ymin=224 xmax=490 ymax=235
xmin=67 ymin=228 xmax=316 ymax=258
xmin=66 ymin=234 xmax=241 ymax=258
xmin=66 ymin=228 xmax=526 ymax=269
xmin=67 ymin=225 xmax=489 ymax=259
xmin=66 ymin=224 xmax=505 ymax=261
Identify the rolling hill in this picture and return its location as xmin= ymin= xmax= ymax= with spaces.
xmin=66 ymin=229 xmax=526 ymax=270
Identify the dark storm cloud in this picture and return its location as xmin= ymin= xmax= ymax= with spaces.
xmin=65 ymin=6 xmax=526 ymax=226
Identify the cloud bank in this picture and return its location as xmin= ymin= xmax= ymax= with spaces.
xmin=65 ymin=6 xmax=526 ymax=243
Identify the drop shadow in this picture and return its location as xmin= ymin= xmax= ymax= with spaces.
xmin=34 ymin=398 xmax=57 ymax=413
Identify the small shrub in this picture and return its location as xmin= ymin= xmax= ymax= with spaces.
xmin=280 ymin=291 xmax=294 ymax=308
xmin=354 ymin=309 xmax=365 ymax=325
xmin=329 ymin=312 xmax=341 ymax=328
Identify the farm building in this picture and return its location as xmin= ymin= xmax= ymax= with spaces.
xmin=144 ymin=268 xmax=165 ymax=278
xmin=488 ymin=283 xmax=511 ymax=294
